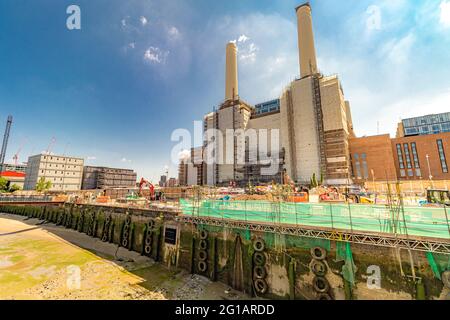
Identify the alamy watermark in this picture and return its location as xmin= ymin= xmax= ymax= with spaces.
xmin=66 ymin=265 xmax=81 ymax=290
xmin=66 ymin=5 xmax=81 ymax=30
xmin=171 ymin=121 xmax=281 ymax=176
xmin=366 ymin=265 xmax=381 ymax=290
xmin=366 ymin=5 xmax=381 ymax=31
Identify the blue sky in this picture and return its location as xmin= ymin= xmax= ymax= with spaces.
xmin=1 ymin=0 xmax=450 ymax=182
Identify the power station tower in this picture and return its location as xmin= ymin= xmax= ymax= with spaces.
xmin=0 ymin=115 xmax=13 ymax=171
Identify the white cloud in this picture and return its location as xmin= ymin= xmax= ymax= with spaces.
xmin=204 ymin=13 xmax=299 ymax=103
xmin=144 ymin=47 xmax=169 ymax=64
xmin=140 ymin=16 xmax=148 ymax=26
xmin=239 ymin=42 xmax=259 ymax=63
xmin=178 ymin=149 xmax=190 ymax=161
xmin=168 ymin=26 xmax=180 ymax=39
xmin=379 ymin=33 xmax=415 ymax=65
xmin=87 ymin=156 xmax=97 ymax=160
xmin=121 ymin=19 xmax=127 ymax=27
xmin=440 ymin=1 xmax=450 ymax=28
xmin=238 ymin=34 xmax=249 ymax=43
xmin=129 ymin=42 xmax=135 ymax=49
xmin=121 ymin=157 xmax=132 ymax=163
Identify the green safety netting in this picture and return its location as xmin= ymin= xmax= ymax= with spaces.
xmin=336 ymin=242 xmax=356 ymax=286
xmin=180 ymin=199 xmax=450 ymax=240
xmin=426 ymin=252 xmax=450 ymax=280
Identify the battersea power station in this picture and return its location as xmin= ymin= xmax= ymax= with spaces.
xmin=180 ymin=3 xmax=355 ymax=187
xmin=179 ymin=3 xmax=450 ymax=187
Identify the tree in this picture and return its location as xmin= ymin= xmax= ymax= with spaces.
xmin=0 ymin=177 xmax=8 ymax=193
xmin=9 ymin=184 xmax=21 ymax=193
xmin=36 ymin=177 xmax=52 ymax=193
xmin=310 ymin=173 xmax=318 ymax=188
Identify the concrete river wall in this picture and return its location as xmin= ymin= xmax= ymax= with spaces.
xmin=1 ymin=203 xmax=449 ymax=300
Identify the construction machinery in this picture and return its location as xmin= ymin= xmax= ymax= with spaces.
xmin=426 ymin=189 xmax=450 ymax=207
xmin=139 ymin=178 xmax=156 ymax=201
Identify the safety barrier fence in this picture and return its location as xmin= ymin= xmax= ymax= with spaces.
xmin=180 ymin=200 xmax=450 ymax=241
xmin=0 ymin=195 xmax=54 ymax=203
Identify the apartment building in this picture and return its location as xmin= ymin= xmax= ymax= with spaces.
xmin=23 ymin=154 xmax=84 ymax=191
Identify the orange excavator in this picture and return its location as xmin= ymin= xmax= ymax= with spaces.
xmin=139 ymin=178 xmax=155 ymax=201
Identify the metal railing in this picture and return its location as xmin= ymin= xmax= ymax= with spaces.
xmin=180 ymin=200 xmax=450 ymax=241
xmin=0 ymin=195 xmax=54 ymax=203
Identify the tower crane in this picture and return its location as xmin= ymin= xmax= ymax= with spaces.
xmin=13 ymin=138 xmax=28 ymax=165
xmin=46 ymin=137 xmax=56 ymax=155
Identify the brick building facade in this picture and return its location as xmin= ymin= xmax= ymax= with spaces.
xmin=349 ymin=132 xmax=450 ymax=183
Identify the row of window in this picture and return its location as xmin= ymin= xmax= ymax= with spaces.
xmin=403 ymin=113 xmax=450 ymax=127
xmin=46 ymin=164 xmax=80 ymax=169
xmin=43 ymin=156 xmax=81 ymax=163
xmin=396 ymin=140 xmax=448 ymax=177
xmin=255 ymin=99 xmax=280 ymax=115
xmin=40 ymin=170 xmax=79 ymax=175
xmin=404 ymin=123 xmax=450 ymax=136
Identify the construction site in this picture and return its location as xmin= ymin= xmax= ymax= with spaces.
xmin=0 ymin=2 xmax=450 ymax=301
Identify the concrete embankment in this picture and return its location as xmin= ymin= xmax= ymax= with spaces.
xmin=1 ymin=203 xmax=449 ymax=300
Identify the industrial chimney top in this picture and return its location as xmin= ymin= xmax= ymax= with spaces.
xmin=295 ymin=2 xmax=311 ymax=12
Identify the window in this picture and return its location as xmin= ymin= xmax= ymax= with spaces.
xmin=432 ymin=125 xmax=441 ymax=134
xmin=437 ymin=140 xmax=448 ymax=173
xmin=361 ymin=153 xmax=369 ymax=179
xmin=415 ymin=168 xmax=422 ymax=177
xmin=396 ymin=144 xmax=405 ymax=169
xmin=403 ymin=144 xmax=412 ymax=169
xmin=354 ymin=154 xmax=362 ymax=179
xmin=411 ymin=143 xmax=420 ymax=169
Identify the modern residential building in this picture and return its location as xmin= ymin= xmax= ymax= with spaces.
xmin=23 ymin=154 xmax=84 ymax=191
xmin=81 ymin=166 xmax=137 ymax=190
xmin=396 ymin=112 xmax=450 ymax=138
xmin=179 ymin=147 xmax=205 ymax=186
xmin=349 ymin=132 xmax=450 ymax=183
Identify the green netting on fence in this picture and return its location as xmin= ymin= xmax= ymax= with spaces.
xmin=180 ymin=199 xmax=450 ymax=240
xmin=336 ymin=242 xmax=356 ymax=286
xmin=426 ymin=252 xmax=450 ymax=280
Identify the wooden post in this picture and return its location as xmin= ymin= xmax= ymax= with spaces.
xmin=211 ymin=237 xmax=217 ymax=282
xmin=289 ymin=258 xmax=296 ymax=300
xmin=190 ymin=236 xmax=195 ymax=274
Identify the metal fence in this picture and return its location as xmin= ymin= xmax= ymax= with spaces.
xmin=180 ymin=199 xmax=450 ymax=240
xmin=0 ymin=195 xmax=54 ymax=203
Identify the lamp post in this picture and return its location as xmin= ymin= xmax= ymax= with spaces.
xmin=426 ymin=154 xmax=434 ymax=189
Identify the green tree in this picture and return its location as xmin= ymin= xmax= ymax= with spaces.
xmin=9 ymin=184 xmax=21 ymax=193
xmin=311 ymin=173 xmax=318 ymax=188
xmin=0 ymin=177 xmax=8 ymax=192
xmin=36 ymin=177 xmax=52 ymax=193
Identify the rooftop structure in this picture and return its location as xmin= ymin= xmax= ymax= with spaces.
xmin=397 ymin=112 xmax=450 ymax=138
